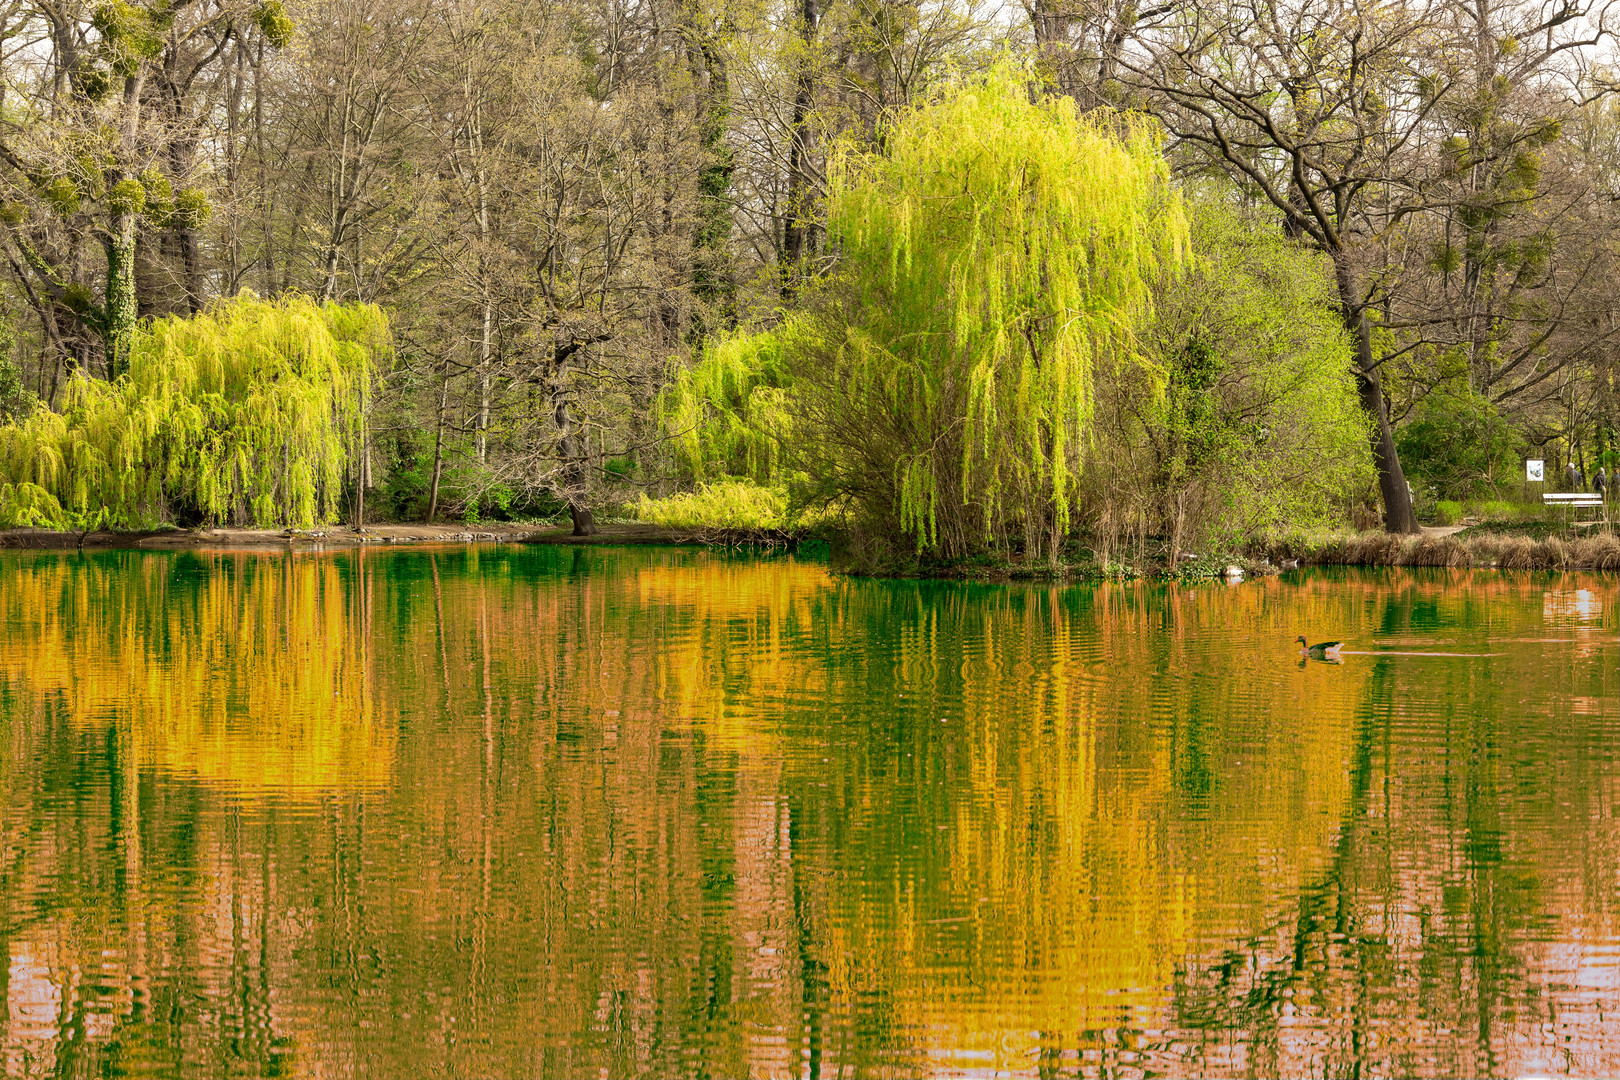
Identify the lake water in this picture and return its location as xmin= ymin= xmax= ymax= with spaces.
xmin=1 ymin=545 xmax=1618 ymax=1078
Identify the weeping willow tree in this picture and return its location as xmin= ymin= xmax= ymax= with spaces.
xmin=661 ymin=330 xmax=794 ymax=486
xmin=639 ymin=330 xmax=807 ymax=530
xmin=0 ymin=294 xmax=386 ymax=529
xmin=793 ymin=66 xmax=1188 ymax=561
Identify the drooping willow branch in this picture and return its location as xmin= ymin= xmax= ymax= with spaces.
xmin=0 ymin=293 xmax=390 ymax=529
xmin=813 ymin=65 xmax=1189 ymax=555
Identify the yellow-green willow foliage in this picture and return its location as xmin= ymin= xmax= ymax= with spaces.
xmin=0 ymin=294 xmax=386 ymax=529
xmin=649 ymin=330 xmax=813 ymax=532
xmin=661 ymin=329 xmax=793 ymax=485
xmin=801 ymin=66 xmax=1187 ymax=559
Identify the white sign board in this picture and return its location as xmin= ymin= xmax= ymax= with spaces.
xmin=1527 ymin=459 xmax=1545 ymax=482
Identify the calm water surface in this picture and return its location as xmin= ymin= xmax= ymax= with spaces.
xmin=2 ymin=545 xmax=1618 ymax=1078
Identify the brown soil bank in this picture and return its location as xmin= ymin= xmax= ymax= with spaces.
xmin=1293 ymin=530 xmax=1620 ymax=571
xmin=0 ymin=523 xmax=542 ymax=549
xmin=0 ymin=522 xmax=784 ymax=550
xmin=523 ymin=523 xmax=799 ymax=546
xmin=8 ymin=521 xmax=1611 ymax=574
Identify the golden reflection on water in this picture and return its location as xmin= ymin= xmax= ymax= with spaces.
xmin=0 ymin=551 xmax=393 ymax=797
xmin=0 ymin=548 xmax=1618 ymax=1077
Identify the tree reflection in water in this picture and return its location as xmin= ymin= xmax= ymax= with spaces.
xmin=0 ymin=550 xmax=1615 ymax=1077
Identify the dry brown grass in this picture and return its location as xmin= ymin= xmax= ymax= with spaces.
xmin=1537 ymin=537 xmax=1571 ymax=570
xmin=1405 ymin=535 xmax=1471 ymax=567
xmin=1570 ymin=533 xmax=1620 ymax=570
xmin=1298 ymin=529 xmax=1620 ymax=571
xmin=1469 ymin=533 xmax=1533 ymax=569
xmin=1319 ymin=533 xmax=1406 ymax=565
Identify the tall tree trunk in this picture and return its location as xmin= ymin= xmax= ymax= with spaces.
xmin=781 ymin=0 xmax=819 ymax=297
xmin=477 ymin=364 xmax=490 ymax=463
xmin=105 ymin=70 xmax=147 ymax=379
xmin=428 ymin=374 xmax=449 ymax=522
xmin=104 ymin=212 xmax=139 ymax=380
xmin=1028 ymin=0 xmax=1076 ymax=98
xmin=475 ymin=186 xmax=492 ymax=465
xmin=167 ymin=102 xmax=203 ymax=310
xmin=177 ymin=224 xmax=203 ymax=314
xmin=557 ymin=393 xmax=596 ymax=536
xmin=226 ymin=42 xmax=246 ymax=291
xmin=1335 ymin=257 xmax=1418 ymax=533
xmin=254 ymin=40 xmax=276 ymax=294
xmin=353 ymin=421 xmax=367 ymax=529
xmin=551 ymin=341 xmax=597 ymax=535
xmin=455 ymin=83 xmax=495 ymax=465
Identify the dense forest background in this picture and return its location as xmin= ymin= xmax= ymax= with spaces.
xmin=1 ymin=0 xmax=1619 ymax=556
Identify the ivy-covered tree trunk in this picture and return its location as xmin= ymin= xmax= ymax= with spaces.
xmin=688 ymin=17 xmax=734 ymax=332
xmin=781 ymin=0 xmax=819 ymax=297
xmin=103 ymin=213 xmax=139 ymax=381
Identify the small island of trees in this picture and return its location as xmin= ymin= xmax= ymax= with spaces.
xmin=0 ymin=0 xmax=1615 ymax=572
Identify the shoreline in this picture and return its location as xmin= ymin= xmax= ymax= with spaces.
xmin=0 ymin=523 xmax=542 ymax=549
xmin=6 ymin=521 xmax=1618 ymax=576
xmin=0 ymin=522 xmax=789 ymax=551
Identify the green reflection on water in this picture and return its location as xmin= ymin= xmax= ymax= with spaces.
xmin=0 ymin=547 xmax=1617 ymax=1078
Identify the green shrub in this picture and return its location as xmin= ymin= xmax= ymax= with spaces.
xmin=1433 ymin=499 xmax=1464 ymax=525
xmin=1396 ymin=391 xmax=1524 ymax=500
xmin=376 ymin=429 xmax=432 ymax=520
xmin=1090 ymin=200 xmax=1373 ymax=550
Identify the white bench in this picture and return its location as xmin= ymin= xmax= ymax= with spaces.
xmin=1544 ymin=491 xmax=1607 ymax=527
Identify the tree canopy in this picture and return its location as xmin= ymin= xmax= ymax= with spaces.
xmin=0 ymin=294 xmax=385 ymax=529
xmin=792 ymin=67 xmax=1187 ymax=560
xmin=0 ymin=0 xmax=1616 ymax=546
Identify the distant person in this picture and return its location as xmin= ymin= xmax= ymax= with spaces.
xmin=1567 ymin=461 xmax=1583 ymax=491
xmin=1599 ymin=467 xmax=1609 ymax=500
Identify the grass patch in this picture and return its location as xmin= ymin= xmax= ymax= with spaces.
xmin=1432 ymin=500 xmax=1464 ymax=526
xmin=1453 ymin=519 xmax=1559 ymax=542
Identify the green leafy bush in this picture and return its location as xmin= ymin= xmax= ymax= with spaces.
xmin=1090 ymin=201 xmax=1373 ymax=552
xmin=1397 ymin=391 xmax=1523 ymax=500
xmin=1433 ymin=499 xmax=1464 ymax=525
